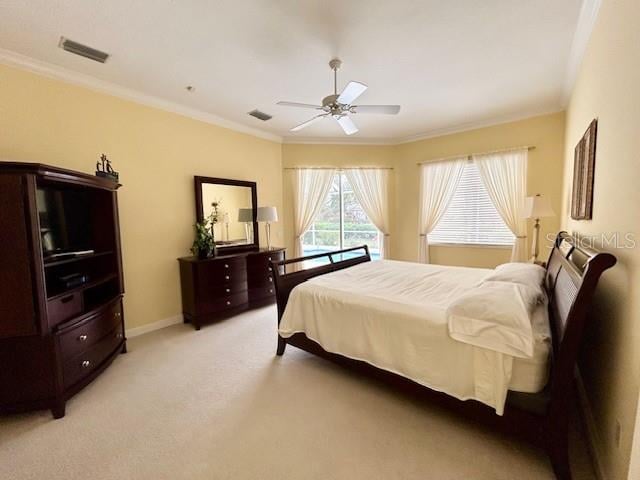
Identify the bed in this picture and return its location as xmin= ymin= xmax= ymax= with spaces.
xmin=271 ymin=232 xmax=616 ymax=480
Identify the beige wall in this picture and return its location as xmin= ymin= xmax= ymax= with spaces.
xmin=396 ymin=112 xmax=566 ymax=267
xmin=281 ymin=113 xmax=565 ymax=268
xmin=559 ymin=1 xmax=640 ymax=478
xmin=0 ymin=63 xmax=283 ymax=330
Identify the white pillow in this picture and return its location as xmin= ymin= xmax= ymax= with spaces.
xmin=482 ymin=263 xmax=546 ymax=299
xmin=447 ymin=281 xmax=539 ymax=358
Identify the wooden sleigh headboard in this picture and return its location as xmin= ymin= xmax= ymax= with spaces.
xmin=542 ymin=231 xmax=616 ymax=414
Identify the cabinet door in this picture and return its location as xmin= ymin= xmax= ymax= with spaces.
xmin=0 ymin=175 xmax=38 ymax=337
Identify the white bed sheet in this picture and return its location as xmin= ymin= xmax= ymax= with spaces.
xmin=278 ymin=260 xmax=550 ymax=415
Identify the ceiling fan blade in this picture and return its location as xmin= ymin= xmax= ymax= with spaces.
xmin=336 ymin=115 xmax=358 ymax=135
xmin=277 ymin=101 xmax=323 ymax=110
xmin=336 ymin=81 xmax=368 ymax=105
xmin=351 ymin=105 xmax=401 ymax=115
xmin=290 ymin=114 xmax=328 ymax=132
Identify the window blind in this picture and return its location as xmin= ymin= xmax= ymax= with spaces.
xmin=428 ymin=163 xmax=514 ymax=246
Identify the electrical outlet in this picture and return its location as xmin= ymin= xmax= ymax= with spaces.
xmin=615 ymin=420 xmax=621 ymax=448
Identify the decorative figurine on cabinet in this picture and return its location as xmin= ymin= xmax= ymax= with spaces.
xmin=96 ymin=153 xmax=119 ymax=181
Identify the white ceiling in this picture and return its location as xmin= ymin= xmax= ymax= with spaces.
xmin=0 ymin=0 xmax=586 ymax=143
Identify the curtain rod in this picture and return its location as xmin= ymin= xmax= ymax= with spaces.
xmin=416 ymin=146 xmax=535 ymax=166
xmin=283 ymin=166 xmax=394 ymax=170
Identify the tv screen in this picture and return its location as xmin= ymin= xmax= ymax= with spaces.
xmin=36 ymin=186 xmax=92 ymax=257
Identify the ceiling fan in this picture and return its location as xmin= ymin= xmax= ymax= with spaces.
xmin=277 ymin=58 xmax=401 ymax=136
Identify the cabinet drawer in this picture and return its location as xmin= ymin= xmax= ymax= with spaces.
xmin=57 ymin=300 xmax=123 ymax=361
xmin=247 ymin=271 xmax=275 ymax=288
xmin=196 ymin=259 xmax=246 ymax=288
xmin=249 ymin=285 xmax=276 ymax=301
xmin=197 ymin=291 xmax=248 ymax=314
xmin=247 ymin=251 xmax=284 ymax=270
xmin=48 ymin=292 xmax=83 ymax=329
xmin=247 ymin=262 xmax=279 ymax=277
xmin=62 ymin=324 xmax=124 ymax=389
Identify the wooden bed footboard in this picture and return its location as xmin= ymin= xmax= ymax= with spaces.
xmin=271 ymin=245 xmax=371 ymax=355
xmin=270 ymin=234 xmax=616 ymax=480
xmin=271 ymin=246 xmax=370 ymax=320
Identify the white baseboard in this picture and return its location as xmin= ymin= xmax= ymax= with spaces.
xmin=125 ymin=314 xmax=183 ymax=338
xmin=576 ymin=369 xmax=607 ymax=480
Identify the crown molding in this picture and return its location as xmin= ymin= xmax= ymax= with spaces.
xmin=282 ymin=107 xmax=564 ymax=146
xmin=0 ymin=48 xmax=567 ymax=148
xmin=394 ymin=107 xmax=565 ymax=145
xmin=282 ymin=136 xmax=396 ymax=146
xmin=0 ymin=48 xmax=283 ymax=143
xmin=561 ymin=0 xmax=602 ymax=106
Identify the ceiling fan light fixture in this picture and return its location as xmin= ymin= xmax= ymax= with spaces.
xmin=277 ymin=58 xmax=400 ymax=136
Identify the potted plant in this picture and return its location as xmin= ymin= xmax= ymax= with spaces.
xmin=191 ymin=220 xmax=214 ymax=259
xmin=190 ymin=200 xmax=222 ymax=259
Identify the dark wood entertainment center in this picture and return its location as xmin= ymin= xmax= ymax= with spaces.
xmin=0 ymin=162 xmax=126 ymax=419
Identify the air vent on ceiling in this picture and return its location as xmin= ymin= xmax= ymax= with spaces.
xmin=59 ymin=37 xmax=109 ymax=63
xmin=248 ymin=110 xmax=272 ymax=121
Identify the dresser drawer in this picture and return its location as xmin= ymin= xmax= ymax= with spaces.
xmin=197 ymin=290 xmax=249 ymax=315
xmin=57 ymin=300 xmax=123 ymax=361
xmin=62 ymin=324 xmax=124 ymax=389
xmin=196 ymin=258 xmax=246 ymax=288
xmin=249 ymin=285 xmax=276 ymax=301
xmin=48 ymin=291 xmax=83 ymax=329
xmin=247 ymin=250 xmax=284 ymax=271
xmin=247 ymin=271 xmax=275 ymax=288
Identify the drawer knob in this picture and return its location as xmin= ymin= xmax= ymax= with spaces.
xmin=226 ymin=300 xmax=231 ymax=306
xmin=224 ymin=264 xmax=229 ymax=268
xmin=225 ymin=275 xmax=230 ymax=280
xmin=268 ymin=267 xmax=273 ymax=272
xmin=78 ymin=334 xmax=88 ymax=342
xmin=115 ymin=312 xmax=122 ymax=319
xmin=226 ymin=288 xmax=231 ymax=293
xmin=116 ymin=332 xmax=123 ymax=339
xmin=268 ymin=257 xmax=272 ymax=261
xmin=268 ymin=277 xmax=273 ymax=282
xmin=269 ymin=289 xmax=273 ymax=294
xmin=81 ymin=360 xmax=91 ymax=369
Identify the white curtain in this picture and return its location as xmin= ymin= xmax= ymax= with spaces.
xmin=418 ymin=158 xmax=466 ymax=263
xmin=473 ymin=149 xmax=528 ymax=262
xmin=291 ymin=168 xmax=336 ymax=268
xmin=344 ymin=169 xmax=391 ymax=259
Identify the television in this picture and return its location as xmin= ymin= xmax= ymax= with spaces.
xmin=36 ymin=186 xmax=93 ymax=258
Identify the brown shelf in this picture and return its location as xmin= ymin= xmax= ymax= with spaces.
xmin=44 ymin=250 xmax=113 ymax=268
xmin=47 ymin=273 xmax=118 ymax=301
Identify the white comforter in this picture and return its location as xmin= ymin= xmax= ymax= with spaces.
xmin=278 ymin=260 xmax=547 ymax=414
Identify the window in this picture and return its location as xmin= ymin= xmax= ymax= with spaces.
xmin=302 ymin=172 xmax=381 ymax=260
xmin=428 ymin=162 xmax=514 ymax=246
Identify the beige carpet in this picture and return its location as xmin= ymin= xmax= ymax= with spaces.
xmin=1 ymin=306 xmax=595 ymax=480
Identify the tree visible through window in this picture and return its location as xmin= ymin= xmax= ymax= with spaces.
xmin=428 ymin=162 xmax=514 ymax=246
xmin=302 ymin=173 xmax=381 ymax=260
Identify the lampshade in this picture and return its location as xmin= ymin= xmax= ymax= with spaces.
xmin=237 ymin=208 xmax=253 ymax=222
xmin=257 ymin=206 xmax=278 ymax=222
xmin=525 ymin=194 xmax=555 ymax=219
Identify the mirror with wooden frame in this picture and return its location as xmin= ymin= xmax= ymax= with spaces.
xmin=194 ymin=176 xmax=258 ymax=251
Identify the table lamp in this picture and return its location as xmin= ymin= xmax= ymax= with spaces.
xmin=525 ymin=194 xmax=555 ymax=263
xmin=257 ymin=206 xmax=278 ymax=250
xmin=237 ymin=208 xmax=253 ymax=243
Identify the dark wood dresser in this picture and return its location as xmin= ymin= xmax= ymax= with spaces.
xmin=178 ymin=248 xmax=285 ymax=330
xmin=0 ymin=162 xmax=126 ymax=419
